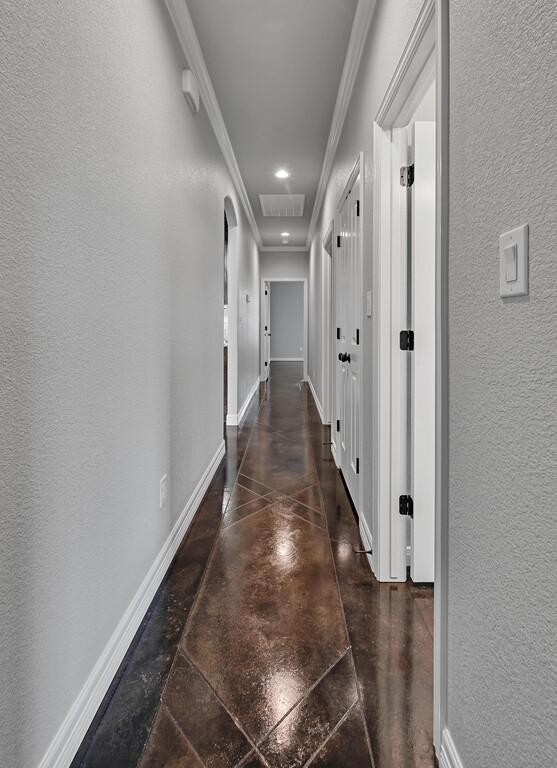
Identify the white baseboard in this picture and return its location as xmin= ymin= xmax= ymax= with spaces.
xmin=38 ymin=440 xmax=226 ymax=768
xmin=226 ymin=378 xmax=259 ymax=426
xmin=331 ymin=440 xmax=340 ymax=468
xmin=307 ymin=376 xmax=325 ymax=424
xmin=270 ymin=357 xmax=304 ymax=361
xmin=438 ymin=728 xmax=464 ymax=768
xmin=359 ymin=513 xmax=374 ymax=571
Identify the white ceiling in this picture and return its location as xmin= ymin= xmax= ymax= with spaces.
xmin=186 ymin=0 xmax=359 ymax=248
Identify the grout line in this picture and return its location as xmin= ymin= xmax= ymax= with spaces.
xmin=222 ymin=498 xmax=281 ymax=530
xmin=145 ymin=373 xmax=369 ymax=768
xmin=237 ymin=478 xmax=274 ymax=496
xmin=181 ymin=389 xmax=267 ymax=640
xmin=253 ymin=748 xmax=272 ymax=768
xmin=236 ymin=471 xmax=274 ymax=494
xmin=181 ymin=648 xmax=259 ymax=754
xmin=225 ymin=491 xmax=267 ymax=514
xmin=272 ymin=506 xmax=328 ymax=534
xmin=255 ymin=647 xmax=351 ymax=750
xmin=287 ymin=494 xmax=324 ymax=516
xmin=301 ymin=700 xmax=359 ymax=768
xmin=304 ymin=403 xmax=377 ymax=768
xmin=162 ymin=704 xmax=208 ymax=768
xmin=139 ymin=386 xmax=268 ymax=764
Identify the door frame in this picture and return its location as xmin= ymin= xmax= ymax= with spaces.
xmin=260 ymin=278 xmax=308 ymax=382
xmin=322 ymin=223 xmax=334 ymax=424
xmin=224 ymin=196 xmax=239 ymax=425
xmin=371 ymin=0 xmax=449 ymax=757
xmin=260 ymin=280 xmax=271 ymax=382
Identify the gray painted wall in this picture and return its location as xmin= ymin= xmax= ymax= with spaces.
xmin=260 ymin=251 xmax=309 ymax=280
xmin=0 ymin=1 xmax=259 ymax=765
xmin=448 ymin=1 xmax=557 ymax=765
xmin=270 ymin=282 xmax=304 ymax=359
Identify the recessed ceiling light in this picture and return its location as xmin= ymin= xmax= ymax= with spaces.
xmin=281 ymin=232 xmax=290 ymax=237
xmin=275 ymin=169 xmax=290 ymax=179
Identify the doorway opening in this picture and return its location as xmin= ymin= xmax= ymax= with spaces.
xmin=260 ymin=279 xmax=308 ymax=383
xmin=372 ymin=0 xmax=449 ymax=758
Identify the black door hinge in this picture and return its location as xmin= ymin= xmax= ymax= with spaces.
xmin=356 ymin=200 xmax=360 ymax=217
xmin=337 ymin=235 xmax=341 ymax=248
xmin=265 ymin=290 xmax=268 ymax=295
xmin=400 ymin=165 xmax=415 ymax=187
xmin=400 ymin=330 xmax=414 ymax=351
xmin=356 ymin=328 xmax=360 ymax=345
xmin=336 ymin=419 xmax=340 ymax=432
xmin=265 ymin=361 xmax=268 ymax=366
xmin=264 ymin=325 xmax=267 ymax=331
xmin=399 ymin=495 xmax=414 ymax=518
xmin=336 ymin=327 xmax=341 ymax=340
xmin=356 ymin=458 xmax=360 ymax=474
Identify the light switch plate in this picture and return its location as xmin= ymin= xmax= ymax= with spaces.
xmin=499 ymin=224 xmax=528 ymax=297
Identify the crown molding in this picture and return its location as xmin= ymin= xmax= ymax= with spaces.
xmin=306 ymin=0 xmax=376 ymax=247
xmin=375 ymin=0 xmax=435 ymax=125
xmin=260 ymin=246 xmax=310 ymax=253
xmin=165 ymin=0 xmax=263 ymax=249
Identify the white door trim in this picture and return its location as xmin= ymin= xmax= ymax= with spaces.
xmin=322 ymin=222 xmax=334 ymax=424
xmin=224 ymin=197 xmax=239 ymax=420
xmin=373 ymin=1 xmax=435 ymax=568
xmin=260 ymin=278 xmax=308 ymax=382
xmin=371 ymin=0 xmax=450 ymax=760
xmin=434 ymin=0 xmax=450 ymax=755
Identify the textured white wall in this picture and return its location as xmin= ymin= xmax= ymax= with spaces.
xmin=260 ymin=251 xmax=309 ymax=280
xmin=270 ymin=282 xmax=304 ymax=359
xmin=0 ymin=1 xmax=258 ymax=765
xmin=448 ymin=1 xmax=557 ymax=765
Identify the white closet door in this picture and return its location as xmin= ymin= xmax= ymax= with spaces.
xmin=261 ymin=282 xmax=271 ymax=382
xmin=334 ymin=172 xmax=362 ymax=508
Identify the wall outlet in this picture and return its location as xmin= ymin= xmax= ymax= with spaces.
xmin=160 ymin=474 xmax=168 ymax=509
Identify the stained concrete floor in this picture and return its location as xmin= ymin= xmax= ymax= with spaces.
xmin=72 ymin=362 xmax=434 ymax=768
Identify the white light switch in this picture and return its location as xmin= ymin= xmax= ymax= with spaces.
xmin=499 ymin=224 xmax=528 ymax=297
xmin=504 ymin=244 xmax=518 ymax=282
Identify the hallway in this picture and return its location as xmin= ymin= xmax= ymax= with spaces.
xmin=3 ymin=1 xmax=557 ymax=766
xmin=73 ymin=364 xmax=433 ymax=767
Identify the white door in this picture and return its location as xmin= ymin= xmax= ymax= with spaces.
xmin=261 ymin=281 xmax=271 ymax=381
xmin=333 ymin=170 xmax=362 ymax=508
xmin=410 ymin=121 xmax=436 ymax=582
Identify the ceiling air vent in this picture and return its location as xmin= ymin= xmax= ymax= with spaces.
xmin=259 ymin=194 xmax=305 ymax=217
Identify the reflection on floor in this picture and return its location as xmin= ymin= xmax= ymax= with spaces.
xmin=72 ymin=362 xmax=434 ymax=768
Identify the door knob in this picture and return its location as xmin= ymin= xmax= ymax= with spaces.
xmin=345 ymin=353 xmax=351 ymax=363
xmin=338 ymin=353 xmax=343 ymax=362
